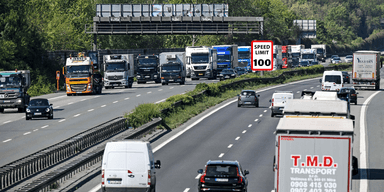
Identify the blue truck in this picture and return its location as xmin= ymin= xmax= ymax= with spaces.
xmin=212 ymin=45 xmax=238 ymax=73
xmin=237 ymin=46 xmax=251 ymax=72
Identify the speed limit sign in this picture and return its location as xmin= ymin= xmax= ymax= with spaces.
xmin=251 ymin=40 xmax=274 ymax=71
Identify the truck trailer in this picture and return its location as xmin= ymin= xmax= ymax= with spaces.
xmin=135 ymin=55 xmax=161 ymax=84
xmin=103 ymin=54 xmax=135 ymax=89
xmin=311 ymin=44 xmax=326 ymax=62
xmin=159 ymin=52 xmax=186 ymax=85
xmin=352 ymin=50 xmax=381 ymax=90
xmin=186 ymin=46 xmax=217 ymax=80
xmin=0 ymin=70 xmax=31 ymax=112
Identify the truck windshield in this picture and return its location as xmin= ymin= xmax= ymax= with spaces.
xmin=66 ymin=65 xmax=91 ymax=78
xmin=162 ymin=65 xmax=180 ymax=71
xmin=191 ymin=54 xmax=209 ymax=64
xmin=273 ymin=54 xmax=277 ymax=58
xmin=217 ymin=55 xmax=230 ymax=62
xmin=292 ymin=53 xmax=300 ymax=57
xmin=0 ymin=76 xmax=21 ymax=88
xmin=316 ymin=49 xmax=324 ymax=54
xmin=138 ymin=58 xmax=157 ymax=66
xmin=325 ymin=75 xmax=341 ymax=84
xmin=302 ymin=54 xmax=315 ymax=59
xmin=238 ymin=51 xmax=250 ymax=59
xmin=106 ymin=63 xmax=126 ymax=72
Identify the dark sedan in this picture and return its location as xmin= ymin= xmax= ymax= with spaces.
xmin=235 ymin=67 xmax=247 ymax=76
xmin=26 ymin=98 xmax=53 ymax=120
xmin=219 ymin=69 xmax=237 ymax=81
xmin=198 ymin=160 xmax=249 ymax=192
xmin=342 ymin=71 xmax=350 ymax=84
xmin=339 ymin=87 xmax=358 ymax=105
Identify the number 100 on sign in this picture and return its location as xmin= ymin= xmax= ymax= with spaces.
xmin=251 ymin=40 xmax=274 ymax=71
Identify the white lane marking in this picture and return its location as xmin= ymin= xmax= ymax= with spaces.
xmin=297 ymin=91 xmax=300 ymax=93
xmin=269 ymin=106 xmax=272 ymax=108
xmin=158 ymin=89 xmax=163 ymax=91
xmin=242 ymin=130 xmax=247 ymax=134
xmin=155 ymin=99 xmax=166 ymax=104
xmin=49 ymin=95 xmax=67 ymax=100
xmin=360 ymin=91 xmax=380 ymax=192
xmin=259 ymin=114 xmax=263 ymax=117
xmin=94 ymin=96 xmax=101 ymax=98
xmin=81 ymin=99 xmax=87 ymax=101
xmin=3 ymin=121 xmax=11 ymax=124
xmin=21 ymin=116 xmax=25 ymax=119
xmin=310 ymin=87 xmax=314 ymax=89
xmin=136 ymin=94 xmax=141 ymax=97
xmin=124 ymin=97 xmax=130 ymax=100
xmin=147 ymin=91 xmax=152 ymax=94
xmin=24 ymin=132 xmax=31 ymax=135
xmin=195 ymin=174 xmax=202 ymax=179
xmin=264 ymin=110 xmax=267 ymax=113
xmin=183 ymin=188 xmax=190 ymax=192
xmin=33 ymin=129 xmax=38 ymax=132
xmin=88 ymin=109 xmax=94 ymax=112
xmin=228 ymin=144 xmax=233 ymax=148
xmin=101 ymin=105 xmax=106 ymax=108
xmin=56 ymin=106 xmax=60 ymax=108
xmin=58 ymin=119 xmax=66 ymax=123
xmin=317 ymin=85 xmax=320 ymax=87
xmin=235 ymin=137 xmax=240 ymax=140
xmin=218 ymin=153 xmax=225 ymax=158
xmin=248 ymin=124 xmax=252 ymax=128
xmin=68 ymin=102 xmax=73 ymax=105
xmin=3 ymin=139 xmax=11 ymax=143
xmin=170 ymin=87 xmax=174 ymax=89
xmin=74 ymin=114 xmax=81 ymax=117
xmin=41 ymin=125 xmax=49 ymax=129
xmin=181 ymin=85 xmax=186 ymax=87
xmin=255 ymin=119 xmax=259 ymax=122
xmin=303 ymin=89 xmax=307 ymax=91
xmin=119 ymin=90 xmax=124 ymax=92
xmin=89 ymin=185 xmax=101 ymax=192
xmin=113 ymin=101 xmax=118 ymax=104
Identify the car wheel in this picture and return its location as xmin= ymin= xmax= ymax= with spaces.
xmin=256 ymin=102 xmax=259 ymax=107
xmin=0 ymin=108 xmax=4 ymax=113
xmin=355 ymin=101 xmax=357 ymax=105
xmin=271 ymin=112 xmax=274 ymax=117
xmin=49 ymin=114 xmax=53 ymax=119
xmin=26 ymin=116 xmax=30 ymax=120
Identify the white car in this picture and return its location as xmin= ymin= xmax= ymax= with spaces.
xmin=332 ymin=57 xmax=342 ymax=64
xmin=344 ymin=55 xmax=353 ymax=63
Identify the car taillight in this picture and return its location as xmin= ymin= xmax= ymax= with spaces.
xmin=200 ymin=173 xmax=206 ymax=184
xmin=271 ymin=98 xmax=274 ymax=107
xmin=236 ymin=168 xmax=243 ymax=184
xmin=238 ymin=96 xmax=241 ymax=101
xmin=102 ymin=169 xmax=105 ymax=185
xmin=351 ymin=94 xmax=356 ymax=96
xmin=148 ymin=170 xmax=151 ymax=185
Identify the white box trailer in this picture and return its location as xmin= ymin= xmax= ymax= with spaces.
xmin=352 ymin=50 xmax=381 ymax=90
xmin=311 ymin=44 xmax=326 ymax=62
xmin=272 ymin=117 xmax=358 ymax=192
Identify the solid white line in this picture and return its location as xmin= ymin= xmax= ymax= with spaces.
xmin=74 ymin=114 xmax=81 ymax=117
xmin=264 ymin=110 xmax=267 ymax=113
xmin=155 ymin=99 xmax=167 ymax=104
xmin=68 ymin=102 xmax=73 ymax=105
xmin=59 ymin=119 xmax=66 ymax=123
xmin=242 ymin=130 xmax=247 ymax=134
xmin=33 ymin=129 xmax=38 ymax=132
xmin=255 ymin=119 xmax=259 ymax=122
xmin=49 ymin=95 xmax=67 ymax=100
xmin=170 ymin=87 xmax=174 ymax=89
xmin=81 ymin=99 xmax=87 ymax=101
xmin=158 ymin=89 xmax=163 ymax=91
xmin=235 ymin=137 xmax=240 ymax=140
xmin=101 ymin=105 xmax=106 ymax=108
xmin=3 ymin=139 xmax=11 ymax=143
xmin=88 ymin=109 xmax=94 ymax=112
xmin=124 ymin=97 xmax=130 ymax=100
xmin=360 ymin=91 xmax=380 ymax=192
xmin=113 ymin=101 xmax=118 ymax=103
xmin=136 ymin=94 xmax=141 ymax=97
xmin=297 ymin=91 xmax=300 ymax=93
xmin=218 ymin=153 xmax=225 ymax=158
xmin=183 ymin=188 xmax=190 ymax=192
xmin=89 ymin=185 xmax=101 ymax=192
xmin=41 ymin=125 xmax=49 ymax=129
xmin=195 ymin=174 xmax=202 ymax=179
xmin=147 ymin=91 xmax=152 ymax=94
xmin=259 ymin=114 xmax=263 ymax=117
xmin=3 ymin=121 xmax=11 ymax=124
xmin=248 ymin=124 xmax=252 ymax=128
xmin=228 ymin=144 xmax=233 ymax=148
xmin=24 ymin=132 xmax=31 ymax=135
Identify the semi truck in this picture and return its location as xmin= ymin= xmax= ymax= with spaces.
xmin=103 ymin=54 xmax=135 ymax=89
xmin=272 ymin=99 xmax=358 ymax=192
xmin=238 ymin=46 xmax=251 ymax=72
xmin=135 ymin=55 xmax=161 ymax=84
xmin=352 ymin=50 xmax=381 ymax=90
xmin=159 ymin=52 xmax=186 ymax=85
xmin=212 ymin=45 xmax=238 ymax=73
xmin=300 ymin=49 xmax=317 ymax=64
xmin=281 ymin=46 xmax=291 ymax=69
xmin=273 ymin=45 xmax=283 ymax=70
xmin=65 ymin=54 xmax=103 ymax=96
xmin=185 ymin=46 xmax=217 ymax=80
xmin=290 ymin=45 xmax=305 ymax=67
xmin=311 ymin=44 xmax=326 ymax=62
xmin=0 ymin=70 xmax=31 ymax=112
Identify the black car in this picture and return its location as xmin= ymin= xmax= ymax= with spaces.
xmin=219 ymin=69 xmax=237 ymax=81
xmin=339 ymin=87 xmax=358 ymax=105
xmin=235 ymin=67 xmax=247 ymax=76
xmin=198 ymin=160 xmax=249 ymax=192
xmin=26 ymin=98 xmax=53 ymax=120
xmin=342 ymin=71 xmax=350 ymax=84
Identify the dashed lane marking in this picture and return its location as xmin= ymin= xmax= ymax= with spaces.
xmin=264 ymin=110 xmax=267 ymax=112
xmin=33 ymin=129 xmax=38 ymax=132
xmin=74 ymin=114 xmax=81 ymax=117
xmin=147 ymin=91 xmax=152 ymax=94
xmin=58 ymin=119 xmax=66 ymax=123
xmin=228 ymin=144 xmax=233 ymax=148
xmin=183 ymin=188 xmax=190 ymax=192
xmin=255 ymin=119 xmax=259 ymax=122
xmin=101 ymin=105 xmax=106 ymax=108
xmin=3 ymin=121 xmax=11 ymax=124
xmin=158 ymin=89 xmax=163 ymax=91
xmin=170 ymin=87 xmax=174 ymax=89
xmin=259 ymin=114 xmax=263 ymax=117
xmin=303 ymin=89 xmax=307 ymax=91
xmin=56 ymin=106 xmax=60 ymax=108
xmin=88 ymin=109 xmax=94 ymax=112
xmin=3 ymin=139 xmax=11 ymax=143
xmin=24 ymin=132 xmax=31 ymax=135
xmin=297 ymin=91 xmax=300 ymax=93
xmin=41 ymin=125 xmax=49 ymax=129
xmin=310 ymin=87 xmax=314 ymax=89
xmin=248 ymin=124 xmax=252 ymax=128
xmin=235 ymin=137 xmax=240 ymax=140
xmin=195 ymin=174 xmax=202 ymax=179
xmin=242 ymin=130 xmax=247 ymax=134
xmin=136 ymin=94 xmax=141 ymax=97
xmin=113 ymin=101 xmax=118 ymax=104
xmin=218 ymin=153 xmax=225 ymax=158
xmin=124 ymin=97 xmax=130 ymax=100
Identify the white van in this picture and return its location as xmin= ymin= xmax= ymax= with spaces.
xmin=321 ymin=71 xmax=343 ymax=91
xmin=270 ymin=91 xmax=294 ymax=117
xmin=101 ymin=140 xmax=161 ymax=192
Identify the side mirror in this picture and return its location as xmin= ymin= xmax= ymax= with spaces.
xmin=356 ymin=92 xmax=359 ymax=94
xmin=350 ymin=115 xmax=355 ymax=120
xmin=258 ymin=95 xmax=260 ymax=97
xmin=237 ymin=94 xmax=239 ymax=96
xmin=197 ymin=169 xmax=204 ymax=174
xmin=352 ymin=156 xmax=358 ymax=176
xmin=269 ymin=99 xmax=272 ymax=102
xmin=319 ymin=79 xmax=322 ymax=83
xmin=50 ymin=104 xmax=53 ymax=106
xmin=244 ymin=170 xmax=249 ymax=176
xmin=154 ymin=160 xmax=161 ymax=169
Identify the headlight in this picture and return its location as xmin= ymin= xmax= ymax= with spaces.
xmin=26 ymin=108 xmax=31 ymax=113
xmin=16 ymin=98 xmax=22 ymax=103
xmin=66 ymin=84 xmax=70 ymax=91
xmin=231 ymin=74 xmax=235 ymax=76
xmin=45 ymin=108 xmax=50 ymax=112
xmin=137 ymin=75 xmax=141 ymax=78
xmin=154 ymin=75 xmax=157 ymax=78
xmin=219 ymin=74 xmax=223 ymax=76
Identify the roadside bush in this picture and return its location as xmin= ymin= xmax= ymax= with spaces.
xmin=166 ymin=94 xmax=194 ymax=105
xmin=125 ymin=103 xmax=161 ymax=128
xmin=28 ymin=76 xmax=56 ymax=97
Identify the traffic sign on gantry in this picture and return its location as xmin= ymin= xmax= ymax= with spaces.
xmin=251 ymin=40 xmax=273 ymax=71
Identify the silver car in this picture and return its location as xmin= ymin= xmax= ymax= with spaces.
xmin=237 ymin=90 xmax=260 ymax=107
xmin=345 ymin=55 xmax=353 ymax=63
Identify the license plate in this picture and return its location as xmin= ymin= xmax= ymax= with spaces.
xmin=76 ymin=92 xmax=82 ymax=93
xmin=325 ymin=86 xmax=331 ymax=89
xmin=169 ymin=79 xmax=174 ymax=82
xmin=113 ymin=84 xmax=118 ymax=86
xmin=145 ymin=76 xmax=150 ymax=78
xmin=199 ymin=73 xmax=203 ymax=76
xmin=225 ymin=76 xmax=229 ymax=78
xmin=244 ymin=102 xmax=251 ymax=104
xmin=108 ymin=180 xmax=121 ymax=184
xmin=215 ymin=178 xmax=228 ymax=182
xmin=279 ymin=108 xmax=284 ymax=110
xmin=4 ymin=100 xmax=10 ymax=103
xmin=34 ymin=112 xmax=42 ymax=115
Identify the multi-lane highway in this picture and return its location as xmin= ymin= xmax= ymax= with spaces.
xmin=78 ymin=67 xmax=383 ymax=192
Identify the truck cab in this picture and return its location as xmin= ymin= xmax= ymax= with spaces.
xmin=186 ymin=46 xmax=217 ymax=80
xmin=103 ymin=54 xmax=134 ymax=88
xmin=0 ymin=70 xmax=30 ymax=112
xmin=300 ymin=49 xmax=317 ymax=64
xmin=135 ymin=55 xmax=161 ymax=84
xmin=289 ymin=45 xmax=304 ymax=67
xmin=238 ymin=46 xmax=251 ymax=72
xmin=159 ymin=52 xmax=186 ymax=85
xmin=212 ymin=45 xmax=238 ymax=74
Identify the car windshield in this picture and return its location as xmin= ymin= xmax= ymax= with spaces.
xmin=217 ymin=55 xmax=231 ymax=62
xmin=241 ymin=91 xmax=255 ymax=96
xmin=206 ymin=165 xmax=238 ymax=177
xmin=236 ymin=68 xmax=245 ymax=71
xmin=191 ymin=54 xmax=209 ymax=64
xmin=29 ymin=99 xmax=49 ymax=106
xmin=332 ymin=55 xmax=338 ymax=58
xmin=324 ymin=75 xmax=341 ymax=84
xmin=0 ymin=76 xmax=22 ymax=88
xmin=316 ymin=49 xmax=324 ymax=54
xmin=238 ymin=51 xmax=250 ymax=59
xmin=106 ymin=63 xmax=126 ymax=71
xmin=222 ymin=69 xmax=234 ymax=73
xmin=340 ymin=89 xmax=355 ymax=93
xmin=346 ymin=55 xmax=353 ymax=58
xmin=333 ymin=57 xmax=341 ymax=60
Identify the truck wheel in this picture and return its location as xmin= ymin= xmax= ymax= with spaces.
xmin=238 ymin=103 xmax=241 ymax=107
xmin=67 ymin=94 xmax=72 ymax=96
xmin=155 ymin=80 xmax=161 ymax=84
xmin=355 ymin=101 xmax=357 ymax=105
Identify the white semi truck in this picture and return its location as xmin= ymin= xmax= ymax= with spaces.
xmin=159 ymin=52 xmax=186 ymax=85
xmin=311 ymin=44 xmax=326 ymax=62
xmin=352 ymin=50 xmax=381 ymax=90
xmin=103 ymin=54 xmax=134 ymax=89
xmin=300 ymin=49 xmax=317 ymax=64
xmin=272 ymin=99 xmax=358 ymax=192
xmin=185 ymin=46 xmax=217 ymax=80
xmin=290 ymin=45 xmax=305 ymax=67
